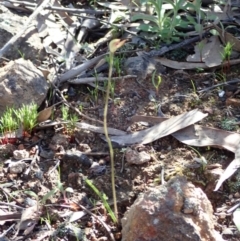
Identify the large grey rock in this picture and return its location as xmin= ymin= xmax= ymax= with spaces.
xmin=0 ymin=58 xmax=48 ymax=115
xmin=0 ymin=5 xmax=46 ymax=65
xmin=122 ymin=176 xmax=224 ymax=241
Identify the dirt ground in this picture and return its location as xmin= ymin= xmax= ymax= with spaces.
xmin=1 ymin=54 xmax=240 ymax=240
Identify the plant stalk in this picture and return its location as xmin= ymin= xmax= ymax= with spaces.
xmin=103 ymin=51 xmax=118 ymax=222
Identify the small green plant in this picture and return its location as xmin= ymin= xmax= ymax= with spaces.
xmin=61 ymin=105 xmax=78 ymax=133
xmin=14 ymin=103 xmax=38 ymax=132
xmin=188 ymin=146 xmax=207 ymax=168
xmin=0 ymin=107 xmax=19 ymax=134
xmin=85 ymin=178 xmax=117 ymax=223
xmin=220 ymin=118 xmax=237 ymax=131
xmin=197 ymin=40 xmax=205 ymax=62
xmin=190 ymin=79 xmax=196 ymax=93
xmin=68 ymin=114 xmax=78 ymax=130
xmin=151 ymin=70 xmax=162 ymax=96
xmin=61 ymin=105 xmax=69 ymax=121
xmin=221 ymin=42 xmax=233 ymax=73
xmin=87 ymin=82 xmax=99 ymax=103
xmin=132 ymin=0 xmax=198 ymax=43
xmin=17 ymin=49 xmax=25 ymax=59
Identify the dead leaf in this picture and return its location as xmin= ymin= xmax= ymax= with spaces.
xmin=214 ymin=144 xmax=240 ymax=191
xmin=13 ymin=204 xmax=42 ymax=238
xmin=37 ymin=106 xmax=54 ymax=123
xmin=226 ymin=98 xmax=240 ymax=107
xmin=106 ymin=109 xmax=207 ymax=146
xmin=214 ymin=25 xmax=240 ymax=52
xmin=154 ymin=57 xmax=240 ymax=70
xmin=131 ymin=115 xmax=240 ymax=153
xmin=131 ymin=115 xmax=240 ymax=191
xmin=37 ymin=101 xmax=63 ymax=123
xmin=186 ymin=36 xmax=223 ymax=67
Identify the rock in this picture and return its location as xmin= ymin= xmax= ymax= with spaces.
xmin=49 ymin=133 xmax=69 ymax=151
xmin=13 ymin=149 xmax=29 ymax=160
xmin=62 ymin=150 xmax=92 ymax=168
xmin=121 ymin=176 xmax=223 ymax=241
xmin=123 ymin=55 xmax=166 ymax=81
xmin=0 ymin=5 xmax=46 ymax=65
xmin=125 ymin=147 xmax=151 ymax=165
xmin=0 ymin=58 xmax=49 ymax=115
xmin=9 ymin=161 xmax=27 ymax=174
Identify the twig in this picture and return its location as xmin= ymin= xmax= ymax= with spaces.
xmin=147 ymin=32 xmax=209 ymax=57
xmin=0 ymin=201 xmax=24 ymax=210
xmin=48 ymin=57 xmax=104 ymax=125
xmin=57 ymin=53 xmax=107 ymax=84
xmin=198 ymin=78 xmax=240 ymax=93
xmin=0 ymin=224 xmax=15 ymax=238
xmin=68 ymin=75 xmax=137 ymax=84
xmin=0 ymin=0 xmax=54 ymax=58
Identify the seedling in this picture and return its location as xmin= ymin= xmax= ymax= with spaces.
xmin=0 ymin=107 xmax=19 ymax=134
xmin=85 ymin=178 xmax=117 ymax=223
xmin=221 ymin=42 xmax=233 ymax=73
xmin=151 ymin=70 xmax=162 ymax=96
xmin=190 ymin=79 xmax=196 ymax=94
xmin=87 ymin=82 xmax=99 ymax=103
xmin=61 ymin=105 xmax=69 ymax=121
xmin=61 ymin=105 xmax=78 ymax=134
xmin=188 ymin=146 xmax=207 ymax=169
xmin=13 ymin=103 xmax=38 ymax=133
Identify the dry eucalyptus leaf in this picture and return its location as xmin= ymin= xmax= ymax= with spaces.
xmin=186 ymin=36 xmax=223 ymax=67
xmin=131 ymin=115 xmax=240 ymax=153
xmin=214 ymin=144 xmax=240 ymax=191
xmin=154 ymin=57 xmax=240 ymax=69
xmin=37 ymin=106 xmax=53 ymax=123
xmin=106 ymin=109 xmax=207 ymax=146
xmin=215 ymin=25 xmax=240 ymax=52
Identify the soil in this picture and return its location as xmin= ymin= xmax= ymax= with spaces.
xmin=1 ymin=59 xmax=240 ymax=240
xmin=1 ymin=1 xmax=240 ymax=240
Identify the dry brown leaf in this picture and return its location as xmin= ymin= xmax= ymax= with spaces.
xmin=214 ymin=25 xmax=240 ymax=52
xmin=226 ymin=98 xmax=240 ymax=107
xmin=37 ymin=106 xmax=54 ymax=123
xmin=131 ymin=115 xmax=240 ymax=191
xmin=215 ymin=143 xmax=240 ymax=191
xmin=106 ymin=109 xmax=207 ymax=146
xmin=186 ymin=36 xmax=223 ymax=67
xmin=131 ymin=115 xmax=240 ymax=153
xmin=154 ymin=57 xmax=240 ymax=70
xmin=38 ymin=101 xmax=64 ymax=123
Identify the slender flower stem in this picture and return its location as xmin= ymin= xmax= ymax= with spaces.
xmin=103 ymin=52 xmax=118 ymax=222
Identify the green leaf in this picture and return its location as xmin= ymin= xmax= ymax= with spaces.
xmin=138 ymin=24 xmax=159 ymax=33
xmin=131 ymin=13 xmax=158 ymax=24
xmin=25 ymin=190 xmax=38 ymax=200
xmin=42 ymin=189 xmax=57 ymax=204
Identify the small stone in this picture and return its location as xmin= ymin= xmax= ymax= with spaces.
xmin=9 ymin=161 xmax=27 ymax=174
xmin=13 ymin=150 xmax=29 ymax=160
xmin=234 ymin=192 xmax=240 ymax=198
xmin=125 ymin=147 xmax=151 ymax=165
